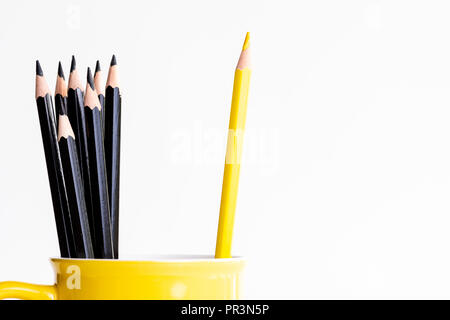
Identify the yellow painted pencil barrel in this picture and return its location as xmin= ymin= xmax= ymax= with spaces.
xmin=215 ymin=33 xmax=252 ymax=258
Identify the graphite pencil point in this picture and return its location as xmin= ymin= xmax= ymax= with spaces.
xmin=110 ymin=55 xmax=117 ymax=66
xmin=95 ymin=60 xmax=101 ymax=74
xmin=71 ymin=55 xmax=76 ymax=72
xmin=58 ymin=61 xmax=65 ymax=80
xmin=36 ymin=60 xmax=43 ymax=76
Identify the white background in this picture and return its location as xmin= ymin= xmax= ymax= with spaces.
xmin=1 ymin=0 xmax=450 ymax=299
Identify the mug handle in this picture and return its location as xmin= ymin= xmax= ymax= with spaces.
xmin=0 ymin=281 xmax=57 ymax=300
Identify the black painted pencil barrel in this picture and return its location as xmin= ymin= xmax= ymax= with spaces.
xmin=99 ymin=93 xmax=105 ymax=135
xmin=104 ymin=85 xmax=121 ymax=259
xmin=85 ymin=104 xmax=114 ymax=258
xmin=67 ymin=86 xmax=96 ymax=247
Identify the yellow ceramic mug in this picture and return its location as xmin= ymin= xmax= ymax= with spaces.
xmin=0 ymin=255 xmax=245 ymax=300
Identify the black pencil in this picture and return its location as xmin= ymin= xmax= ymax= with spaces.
xmin=54 ymin=62 xmax=68 ymax=127
xmin=94 ymin=60 xmax=105 ymax=137
xmin=35 ymin=60 xmax=75 ymax=258
xmin=58 ymin=115 xmax=94 ymax=258
xmin=85 ymin=67 xmax=114 ymax=259
xmin=104 ymin=55 xmax=121 ymax=259
xmin=67 ymin=55 xmax=96 ymax=248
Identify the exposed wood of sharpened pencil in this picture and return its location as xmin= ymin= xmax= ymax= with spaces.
xmin=215 ymin=33 xmax=252 ymax=258
xmin=85 ymin=67 xmax=114 ymax=259
xmin=35 ymin=60 xmax=75 ymax=258
xmin=55 ymin=62 xmax=68 ymax=127
xmin=58 ymin=115 xmax=94 ymax=258
xmin=104 ymin=54 xmax=121 ymax=258
xmin=68 ymin=55 xmax=96 ymax=249
xmin=94 ymin=60 xmax=105 ymax=136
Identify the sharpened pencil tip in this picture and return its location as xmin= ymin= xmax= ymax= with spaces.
xmin=237 ymin=32 xmax=251 ymax=70
xmin=57 ymin=115 xmax=75 ymax=141
xmin=58 ymin=61 xmax=65 ymax=80
xmin=95 ymin=60 xmax=101 ymax=74
xmin=110 ymin=55 xmax=117 ymax=66
xmin=242 ymin=32 xmax=250 ymax=51
xmin=70 ymin=55 xmax=76 ymax=72
xmin=36 ymin=60 xmax=43 ymax=76
xmin=87 ymin=67 xmax=95 ymax=90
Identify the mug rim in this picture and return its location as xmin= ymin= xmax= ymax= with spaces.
xmin=50 ymin=254 xmax=244 ymax=263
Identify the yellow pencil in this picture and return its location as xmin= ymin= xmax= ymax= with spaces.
xmin=215 ymin=32 xmax=252 ymax=258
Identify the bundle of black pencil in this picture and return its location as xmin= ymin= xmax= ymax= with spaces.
xmin=35 ymin=56 xmax=121 ymax=260
xmin=104 ymin=55 xmax=121 ymax=258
